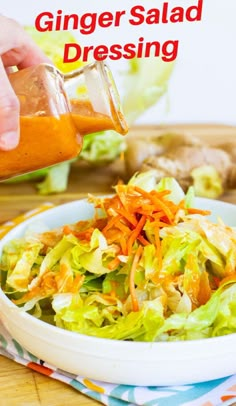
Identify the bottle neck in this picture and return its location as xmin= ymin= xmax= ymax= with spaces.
xmin=63 ymin=61 xmax=128 ymax=136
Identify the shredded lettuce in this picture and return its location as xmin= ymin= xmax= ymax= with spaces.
xmin=128 ymin=170 xmax=159 ymax=192
xmin=1 ymin=239 xmax=43 ymax=292
xmin=156 ymin=282 xmax=236 ymax=341
xmin=156 ymin=177 xmax=185 ymax=204
xmin=53 ymin=294 xmax=164 ymax=341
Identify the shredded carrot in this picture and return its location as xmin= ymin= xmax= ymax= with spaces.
xmin=110 ymin=290 xmax=117 ymax=298
xmin=71 ymin=274 xmax=85 ymax=293
xmin=73 ymin=228 xmax=94 ymax=241
xmin=184 ymin=254 xmax=201 ymax=307
xmin=221 ymin=396 xmax=236 ymax=402
xmin=137 ymin=235 xmax=150 ymax=246
xmin=198 ymin=271 xmax=212 ymax=305
xmin=120 ymin=236 xmax=128 ymax=255
xmin=115 ymin=207 xmax=138 ymax=227
xmin=127 ymin=215 xmax=146 ymax=255
xmin=219 ymin=275 xmax=236 ymax=287
xmin=151 ymin=220 xmax=170 ymax=229
xmin=55 ymin=263 xmax=73 ymax=293
xmin=134 ymin=186 xmax=170 ymax=199
xmin=129 ymin=245 xmax=143 ymax=312
xmin=138 ymin=204 xmax=157 ymax=213
xmin=13 ymin=286 xmax=42 ymax=304
xmin=213 ymin=276 xmax=221 ymax=288
xmin=107 ymin=257 xmax=121 ymax=271
xmin=91 ymin=184 xmax=191 ymax=262
xmin=150 ymin=195 xmax=174 ymax=223
xmin=104 ymin=229 xmax=123 ymax=245
xmin=152 ymin=212 xmax=164 ymax=221
xmin=178 ymin=199 xmax=186 ymax=209
xmin=154 ymin=225 xmax=162 ymax=270
xmin=99 ymin=293 xmax=118 ymax=304
xmin=102 ymin=214 xmax=122 ymax=234
xmin=187 ymin=208 xmax=211 ymax=216
xmin=63 ymin=225 xmax=73 ymax=235
xmin=223 ymin=261 xmax=236 ymax=276
xmin=115 ymin=220 xmax=132 ymax=235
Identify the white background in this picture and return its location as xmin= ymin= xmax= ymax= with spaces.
xmin=1 ymin=0 xmax=236 ymax=126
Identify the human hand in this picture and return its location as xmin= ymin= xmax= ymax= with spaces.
xmin=0 ymin=14 xmax=50 ymax=150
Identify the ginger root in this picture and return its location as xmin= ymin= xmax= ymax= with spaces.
xmin=125 ymin=132 xmax=201 ymax=178
xmin=124 ymin=132 xmax=236 ymax=198
xmin=142 ymin=145 xmax=236 ymax=197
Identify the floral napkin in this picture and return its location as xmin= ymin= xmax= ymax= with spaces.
xmin=0 ymin=204 xmax=236 ymax=406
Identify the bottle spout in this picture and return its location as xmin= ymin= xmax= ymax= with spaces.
xmin=63 ymin=61 xmax=129 ymax=136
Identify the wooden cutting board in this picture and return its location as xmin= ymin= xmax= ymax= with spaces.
xmin=0 ymin=124 xmax=236 ymax=406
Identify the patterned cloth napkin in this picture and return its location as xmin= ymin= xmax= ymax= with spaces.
xmin=0 ymin=204 xmax=236 ymax=406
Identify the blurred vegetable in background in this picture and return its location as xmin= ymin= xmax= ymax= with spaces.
xmin=122 ymin=57 xmax=175 ymax=125
xmin=25 ymin=27 xmax=85 ymax=73
xmin=190 ymin=165 xmax=224 ymax=199
xmin=4 ymin=28 xmax=174 ymax=194
xmin=36 ymin=162 xmax=71 ymax=195
xmin=79 ymin=131 xmax=126 ymax=165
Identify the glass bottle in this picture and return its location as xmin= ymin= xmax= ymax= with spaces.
xmin=0 ymin=61 xmax=128 ymax=181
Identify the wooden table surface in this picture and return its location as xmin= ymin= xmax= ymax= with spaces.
xmin=0 ymin=124 xmax=236 ymax=406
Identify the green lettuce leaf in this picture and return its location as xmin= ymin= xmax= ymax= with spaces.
xmin=156 ymin=282 xmax=236 ymax=341
xmin=74 ymin=229 xmax=118 ymax=275
xmin=53 ymin=294 xmax=165 ymax=341
xmin=36 ymin=162 xmax=71 ymax=195
xmin=156 ymin=177 xmax=185 ymax=204
xmin=3 ymin=240 xmax=43 ymax=292
xmin=128 ymin=170 xmax=159 ymax=192
xmin=79 ymin=131 xmax=126 ymax=164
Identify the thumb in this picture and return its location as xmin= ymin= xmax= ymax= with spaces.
xmin=0 ymin=57 xmax=20 ymax=150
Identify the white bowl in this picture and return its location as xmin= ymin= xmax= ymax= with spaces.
xmin=0 ymin=197 xmax=236 ymax=386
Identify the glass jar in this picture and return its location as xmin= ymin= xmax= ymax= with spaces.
xmin=0 ymin=61 xmax=128 ymax=181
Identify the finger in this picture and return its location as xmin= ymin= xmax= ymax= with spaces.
xmin=0 ymin=15 xmax=51 ymax=69
xmin=16 ymin=27 xmax=51 ymax=69
xmin=17 ymin=41 xmax=51 ymax=69
xmin=0 ymin=15 xmax=21 ymax=54
xmin=0 ymin=57 xmax=20 ymax=150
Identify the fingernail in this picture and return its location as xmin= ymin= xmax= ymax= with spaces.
xmin=0 ymin=131 xmax=19 ymax=150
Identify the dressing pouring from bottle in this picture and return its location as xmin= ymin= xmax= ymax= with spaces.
xmin=0 ymin=61 xmax=128 ymax=180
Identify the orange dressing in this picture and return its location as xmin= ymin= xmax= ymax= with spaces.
xmin=0 ymin=99 xmax=127 ymax=181
xmin=70 ymin=99 xmax=128 ymax=135
xmin=0 ymin=114 xmax=81 ymax=180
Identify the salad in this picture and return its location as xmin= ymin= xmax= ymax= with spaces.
xmin=1 ymin=172 xmax=236 ymax=342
